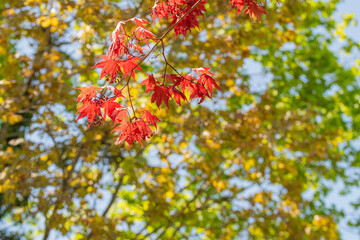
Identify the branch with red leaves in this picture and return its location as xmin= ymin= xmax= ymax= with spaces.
xmin=75 ymin=0 xmax=278 ymax=148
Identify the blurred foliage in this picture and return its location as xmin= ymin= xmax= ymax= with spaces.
xmin=0 ymin=0 xmax=360 ymax=239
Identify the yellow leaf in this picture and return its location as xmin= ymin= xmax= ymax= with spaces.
xmin=244 ymin=159 xmax=255 ymax=171
xmin=157 ymin=175 xmax=167 ymax=183
xmin=8 ymin=113 xmax=23 ymax=125
xmin=254 ymin=193 xmax=263 ymax=203
xmin=278 ymin=163 xmax=285 ymax=170
xmin=164 ymin=191 xmax=174 ymax=199
xmin=67 ymin=6 xmax=74 ymax=12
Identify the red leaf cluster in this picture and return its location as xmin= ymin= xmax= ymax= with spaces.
xmin=111 ymin=110 xmax=160 ymax=148
xmin=92 ymin=18 xmax=156 ymax=83
xmin=75 ymin=85 xmax=126 ymax=127
xmin=229 ymin=0 xmax=270 ymax=22
xmin=152 ymin=0 xmax=207 ymax=38
xmin=141 ymin=67 xmax=219 ymax=107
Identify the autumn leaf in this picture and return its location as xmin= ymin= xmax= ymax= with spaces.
xmin=188 ymin=82 xmax=210 ymax=104
xmin=111 ymin=108 xmax=128 ymax=124
xmin=200 ymin=74 xmax=220 ymax=96
xmin=76 ymin=101 xmax=102 ymax=126
xmin=92 ymin=55 xmax=122 ymax=82
xmin=101 ymin=97 xmax=121 ymax=119
xmin=245 ymin=3 xmax=267 ymax=22
xmin=121 ymin=57 xmax=142 ymax=80
xmin=76 ymin=85 xmax=101 ymax=102
xmin=112 ymin=119 xmax=153 ymax=148
xmin=193 ymin=67 xmax=214 ymax=76
xmin=169 ymin=86 xmax=187 ymax=106
xmin=129 ymin=17 xmax=151 ymax=29
xmin=141 ymin=73 xmax=157 ymax=93
xmin=151 ymin=85 xmax=171 ymax=108
xmin=133 ymin=27 xmax=155 ymax=46
xmin=142 ymin=110 xmax=160 ymax=128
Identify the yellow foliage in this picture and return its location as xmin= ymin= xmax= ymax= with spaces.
xmin=8 ymin=113 xmax=23 ymax=125
xmin=244 ymin=158 xmax=255 ymax=171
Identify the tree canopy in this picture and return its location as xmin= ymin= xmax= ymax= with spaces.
xmin=0 ymin=0 xmax=360 ymax=239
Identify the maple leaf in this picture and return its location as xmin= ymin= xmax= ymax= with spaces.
xmin=76 ymin=101 xmax=102 ymax=127
xmin=245 ymin=3 xmax=267 ymax=22
xmin=172 ymin=0 xmax=207 ymax=38
xmin=113 ymin=21 xmax=126 ymax=35
xmin=112 ymin=121 xmax=135 ymax=147
xmin=76 ymin=85 xmax=100 ymax=102
xmin=111 ymin=108 xmax=128 ymax=124
xmin=92 ymin=55 xmax=122 ymax=83
xmin=188 ymin=82 xmax=210 ymax=104
xmin=134 ymin=27 xmax=155 ymax=46
xmin=121 ymin=57 xmax=142 ymax=80
xmin=166 ymin=74 xmax=184 ymax=86
xmin=101 ymin=97 xmax=121 ymax=119
xmin=141 ymin=73 xmax=157 ymax=93
xmin=152 ymin=2 xmax=170 ymax=22
xmin=107 ymin=33 xmax=129 ymax=59
xmin=200 ymin=74 xmax=220 ymax=96
xmin=193 ymin=67 xmax=214 ymax=76
xmin=134 ymin=119 xmax=153 ymax=143
xmin=151 ymin=85 xmax=171 ymax=108
xmin=229 ymin=0 xmax=246 ymax=15
xmin=112 ymin=119 xmax=153 ymax=148
xmin=169 ymin=86 xmax=187 ymax=106
xmin=142 ymin=110 xmax=160 ymax=128
xmin=152 ymin=0 xmax=207 ymax=38
xmin=180 ymin=74 xmax=195 ymax=92
xmin=129 ymin=18 xmax=151 ymax=29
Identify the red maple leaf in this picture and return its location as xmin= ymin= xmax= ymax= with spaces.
xmin=200 ymin=74 xmax=220 ymax=96
xmin=151 ymin=2 xmax=170 ymax=22
xmin=134 ymin=120 xmax=153 ymax=144
xmin=129 ymin=18 xmax=151 ymax=29
xmin=169 ymin=86 xmax=187 ymax=106
xmin=76 ymin=85 xmax=101 ymax=102
xmin=121 ymin=57 xmax=142 ymax=80
xmin=229 ymin=0 xmax=247 ymax=15
xmin=112 ymin=121 xmax=134 ymax=147
xmin=180 ymin=74 xmax=195 ymax=92
xmin=112 ymin=119 xmax=153 ymax=148
xmin=101 ymin=97 xmax=121 ymax=119
xmin=151 ymin=85 xmax=171 ymax=108
xmin=107 ymin=31 xmax=129 ymax=59
xmin=92 ymin=55 xmax=122 ymax=83
xmin=245 ymin=3 xmax=267 ymax=22
xmin=166 ymin=74 xmax=184 ymax=86
xmin=142 ymin=110 xmax=160 ymax=128
xmin=193 ymin=67 xmax=214 ymax=76
xmin=151 ymin=0 xmax=207 ymax=38
xmin=134 ymin=27 xmax=155 ymax=46
xmin=76 ymin=101 xmax=102 ymax=127
xmin=188 ymin=82 xmax=210 ymax=104
xmin=133 ymin=44 xmax=144 ymax=53
xmin=141 ymin=73 xmax=157 ymax=93
xmin=111 ymin=108 xmax=128 ymax=124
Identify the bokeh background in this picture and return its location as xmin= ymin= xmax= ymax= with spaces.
xmin=1 ymin=0 xmax=360 ymax=239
